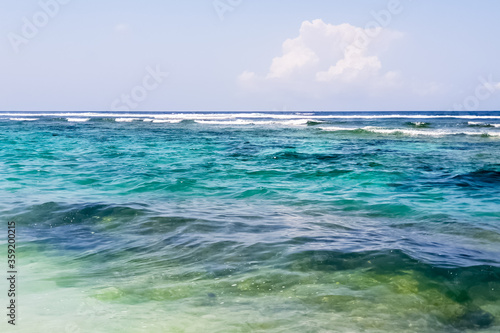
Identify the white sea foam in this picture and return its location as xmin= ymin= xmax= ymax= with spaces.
xmin=409 ymin=122 xmax=428 ymax=127
xmin=9 ymin=118 xmax=39 ymax=121
xmin=467 ymin=121 xmax=492 ymax=126
xmin=467 ymin=122 xmax=500 ymax=128
xmin=319 ymin=126 xmax=500 ymax=137
xmin=319 ymin=126 xmax=360 ymax=132
xmin=115 ymin=118 xmax=140 ymax=122
xmin=364 ymin=127 xmax=446 ymax=136
xmin=195 ymin=119 xmax=255 ymax=125
xmin=67 ymin=118 xmax=90 ymax=122
xmin=194 ymin=119 xmax=319 ymax=126
xmin=284 ymin=119 xmax=321 ymax=126
xmin=152 ymin=119 xmax=183 ymax=123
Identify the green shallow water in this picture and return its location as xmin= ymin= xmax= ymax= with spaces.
xmin=0 ymin=112 xmax=499 ymax=332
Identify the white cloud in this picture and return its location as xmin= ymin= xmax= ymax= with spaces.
xmin=267 ymin=38 xmax=318 ymax=79
xmin=315 ymin=48 xmax=381 ymax=83
xmin=240 ymin=19 xmax=403 ymax=95
xmin=239 ymin=71 xmax=256 ymax=81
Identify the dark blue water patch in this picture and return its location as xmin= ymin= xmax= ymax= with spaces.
xmin=9 ymin=202 xmax=149 ymax=228
xmin=306 ymin=120 xmax=324 ymax=126
xmin=284 ymin=249 xmax=499 ymax=307
xmin=467 ymin=122 xmax=495 ymax=128
xmin=452 ymin=169 xmax=500 ymax=186
xmin=405 ymin=121 xmax=432 ymax=128
xmin=386 ymin=167 xmax=500 ymax=197
xmin=8 ymin=203 xmax=149 ymax=250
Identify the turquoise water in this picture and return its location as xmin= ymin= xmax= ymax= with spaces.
xmin=1 ymin=112 xmax=499 ymax=332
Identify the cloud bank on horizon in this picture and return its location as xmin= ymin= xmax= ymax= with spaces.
xmin=239 ymin=19 xmax=405 ymax=96
xmin=1 ymin=0 xmax=500 ymax=111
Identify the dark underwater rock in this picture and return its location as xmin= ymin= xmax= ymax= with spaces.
xmin=455 ymin=309 xmax=495 ymax=329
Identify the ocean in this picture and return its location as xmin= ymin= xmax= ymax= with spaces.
xmin=0 ymin=111 xmax=499 ymax=332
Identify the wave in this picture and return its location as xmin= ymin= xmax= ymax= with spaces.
xmin=452 ymin=169 xmax=500 ymax=185
xmin=195 ymin=119 xmax=256 ymax=125
xmin=194 ymin=119 xmax=322 ymax=126
xmin=406 ymin=121 xmax=431 ymax=128
xmin=468 ymin=121 xmax=493 ymax=127
xmin=115 ymin=118 xmax=140 ymax=122
xmin=67 ymin=118 xmax=90 ymax=122
xmin=468 ymin=122 xmax=500 ymax=128
xmin=9 ymin=118 xmax=39 ymax=121
xmin=319 ymin=126 xmax=500 ymax=137
xmin=152 ymin=119 xmax=183 ymax=123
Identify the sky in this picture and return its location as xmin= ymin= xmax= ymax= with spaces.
xmin=1 ymin=0 xmax=500 ymax=112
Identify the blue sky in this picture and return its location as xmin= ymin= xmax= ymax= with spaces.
xmin=1 ymin=0 xmax=500 ymax=111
